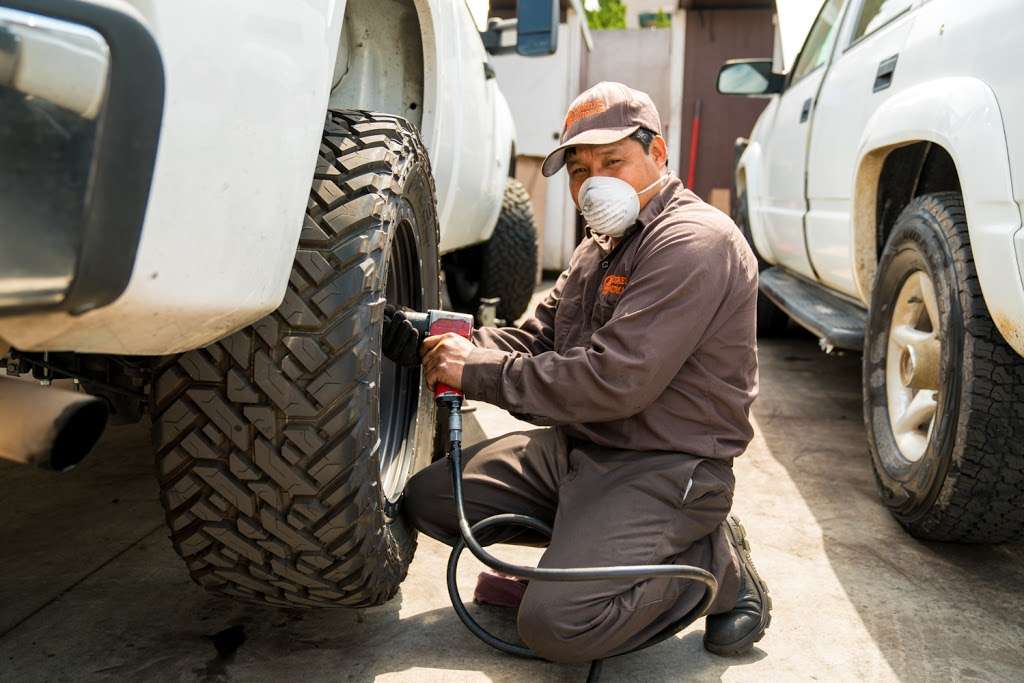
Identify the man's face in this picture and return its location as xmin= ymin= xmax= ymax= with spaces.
xmin=566 ymin=134 xmax=668 ymax=210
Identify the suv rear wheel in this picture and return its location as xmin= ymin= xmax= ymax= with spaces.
xmin=152 ymin=110 xmax=440 ymax=607
xmin=864 ymin=192 xmax=1024 ymax=542
xmin=445 ymin=177 xmax=539 ymax=323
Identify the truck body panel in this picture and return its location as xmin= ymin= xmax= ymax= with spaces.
xmin=0 ymin=0 xmax=516 ymax=354
xmin=738 ymin=0 xmax=1024 ymax=356
xmin=0 ymin=0 xmax=343 ymax=354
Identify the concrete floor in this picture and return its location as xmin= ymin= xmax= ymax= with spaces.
xmin=2 ymin=330 xmax=1023 ymax=682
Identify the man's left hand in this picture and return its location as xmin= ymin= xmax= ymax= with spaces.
xmin=421 ymin=333 xmax=475 ymax=391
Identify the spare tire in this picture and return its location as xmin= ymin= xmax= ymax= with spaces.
xmin=151 ymin=110 xmax=440 ymax=607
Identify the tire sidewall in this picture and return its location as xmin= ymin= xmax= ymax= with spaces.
xmin=378 ymin=165 xmax=439 ymax=521
xmin=863 ymin=203 xmax=965 ymax=522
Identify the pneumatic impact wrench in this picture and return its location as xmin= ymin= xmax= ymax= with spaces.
xmin=404 ymin=308 xmax=718 ymax=681
xmin=404 ymin=308 xmax=474 ymax=441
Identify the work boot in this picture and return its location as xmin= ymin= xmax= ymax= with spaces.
xmin=703 ymin=516 xmax=772 ymax=656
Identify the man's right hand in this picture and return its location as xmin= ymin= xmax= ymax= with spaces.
xmin=382 ymin=304 xmax=422 ymax=367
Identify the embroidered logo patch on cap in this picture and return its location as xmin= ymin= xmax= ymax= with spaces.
xmin=564 ymin=98 xmax=607 ymax=130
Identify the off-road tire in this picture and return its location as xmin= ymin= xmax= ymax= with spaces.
xmin=151 ymin=110 xmax=440 ymax=607
xmin=479 ymin=178 xmax=539 ymax=323
xmin=445 ymin=178 xmax=539 ymax=323
xmin=864 ymin=192 xmax=1024 ymax=542
xmin=736 ymin=191 xmax=788 ymax=337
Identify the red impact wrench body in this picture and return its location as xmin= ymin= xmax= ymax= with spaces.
xmin=404 ymin=310 xmax=475 ymax=445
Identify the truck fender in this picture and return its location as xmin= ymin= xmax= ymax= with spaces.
xmin=852 ymin=77 xmax=1024 ymax=354
xmin=477 ymin=86 xmax=516 ymax=244
xmin=737 ymin=140 xmax=778 ymax=264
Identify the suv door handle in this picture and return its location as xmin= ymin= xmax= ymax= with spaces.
xmin=873 ymin=54 xmax=898 ymax=93
xmin=799 ymin=98 xmax=812 ymax=123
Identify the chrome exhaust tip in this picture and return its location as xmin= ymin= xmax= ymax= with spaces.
xmin=0 ymin=376 xmax=109 ymax=471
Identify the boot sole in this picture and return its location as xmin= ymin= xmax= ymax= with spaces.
xmin=703 ymin=516 xmax=772 ymax=656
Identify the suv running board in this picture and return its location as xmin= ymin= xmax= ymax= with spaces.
xmin=759 ymin=267 xmax=867 ymax=351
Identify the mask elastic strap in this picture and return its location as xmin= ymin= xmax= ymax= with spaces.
xmin=638 ymin=173 xmax=668 ymax=197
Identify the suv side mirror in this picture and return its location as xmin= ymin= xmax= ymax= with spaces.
xmin=481 ymin=0 xmax=558 ymax=57
xmin=717 ymin=59 xmax=783 ymax=97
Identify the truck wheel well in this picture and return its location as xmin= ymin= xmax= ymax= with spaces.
xmin=876 ymin=142 xmax=961 ymax=255
xmin=329 ymin=0 xmax=425 ymax=129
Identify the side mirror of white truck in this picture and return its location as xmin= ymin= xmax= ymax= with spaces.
xmin=481 ymin=0 xmax=559 ymax=57
xmin=717 ymin=59 xmax=784 ymax=97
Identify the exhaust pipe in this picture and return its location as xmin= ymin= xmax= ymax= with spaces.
xmin=0 ymin=376 xmax=109 ymax=471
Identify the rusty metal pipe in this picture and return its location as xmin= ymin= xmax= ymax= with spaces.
xmin=0 ymin=376 xmax=108 ymax=471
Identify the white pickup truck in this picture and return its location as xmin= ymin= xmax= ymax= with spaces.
xmin=718 ymin=0 xmax=1024 ymax=543
xmin=0 ymin=0 xmax=552 ymax=608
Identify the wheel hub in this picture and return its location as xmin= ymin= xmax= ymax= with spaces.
xmin=885 ymin=271 xmax=942 ymax=463
xmin=898 ymin=337 xmax=941 ymax=390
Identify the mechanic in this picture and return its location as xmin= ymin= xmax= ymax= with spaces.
xmin=382 ymin=81 xmax=770 ymax=663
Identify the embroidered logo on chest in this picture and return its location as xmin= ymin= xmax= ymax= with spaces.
xmin=601 ymin=274 xmax=628 ymax=296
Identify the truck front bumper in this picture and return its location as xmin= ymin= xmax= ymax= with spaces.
xmin=0 ymin=1 xmax=163 ymax=316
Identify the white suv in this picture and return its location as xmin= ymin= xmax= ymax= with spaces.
xmin=0 ymin=0 xmax=553 ymax=608
xmin=719 ymin=0 xmax=1024 ymax=542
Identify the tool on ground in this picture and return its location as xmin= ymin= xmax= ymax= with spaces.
xmin=405 ymin=308 xmax=720 ymax=680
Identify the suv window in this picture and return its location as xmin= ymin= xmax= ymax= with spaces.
xmin=791 ymin=0 xmax=845 ymax=82
xmin=851 ymin=0 xmax=912 ymax=41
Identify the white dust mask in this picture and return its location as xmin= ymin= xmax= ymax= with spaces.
xmin=578 ymin=174 xmax=667 ymax=238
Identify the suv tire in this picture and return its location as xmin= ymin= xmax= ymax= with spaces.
xmin=445 ymin=177 xmax=539 ymax=323
xmin=152 ymin=110 xmax=440 ymax=607
xmin=864 ymin=192 xmax=1024 ymax=542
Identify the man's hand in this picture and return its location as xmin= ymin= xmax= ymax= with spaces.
xmin=382 ymin=304 xmax=422 ymax=367
xmin=421 ymin=333 xmax=475 ymax=391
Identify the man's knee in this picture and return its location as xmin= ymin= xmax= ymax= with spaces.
xmin=402 ymin=461 xmax=456 ymax=544
xmin=517 ymin=588 xmax=611 ymax=664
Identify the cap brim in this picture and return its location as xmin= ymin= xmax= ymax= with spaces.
xmin=541 ymin=125 xmax=641 ymax=177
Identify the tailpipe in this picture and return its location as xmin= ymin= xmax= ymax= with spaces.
xmin=0 ymin=376 xmax=109 ymax=471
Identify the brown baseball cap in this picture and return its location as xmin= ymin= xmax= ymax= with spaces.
xmin=542 ymin=81 xmax=663 ymax=177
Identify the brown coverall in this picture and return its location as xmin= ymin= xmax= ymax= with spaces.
xmin=405 ymin=176 xmax=759 ymax=663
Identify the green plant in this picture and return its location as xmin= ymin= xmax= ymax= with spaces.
xmin=650 ymin=9 xmax=672 ymax=28
xmin=585 ymin=0 xmax=626 ymax=30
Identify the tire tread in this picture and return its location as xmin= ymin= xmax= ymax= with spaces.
xmin=152 ymin=110 xmax=436 ymax=606
xmin=480 ymin=177 xmax=539 ymax=323
xmin=874 ymin=192 xmax=1024 ymax=542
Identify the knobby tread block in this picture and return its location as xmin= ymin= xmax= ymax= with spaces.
xmin=152 ymin=110 xmax=440 ymax=608
xmin=480 ymin=177 xmax=539 ymax=323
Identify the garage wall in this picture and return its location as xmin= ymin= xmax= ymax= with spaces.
xmin=583 ymin=29 xmax=675 ymax=147
xmin=680 ymin=8 xmax=774 ymax=202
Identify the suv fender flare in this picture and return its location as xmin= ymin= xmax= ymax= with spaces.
xmin=736 ymin=141 xmax=777 ymax=264
xmin=853 ymin=77 xmax=1024 ymax=355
